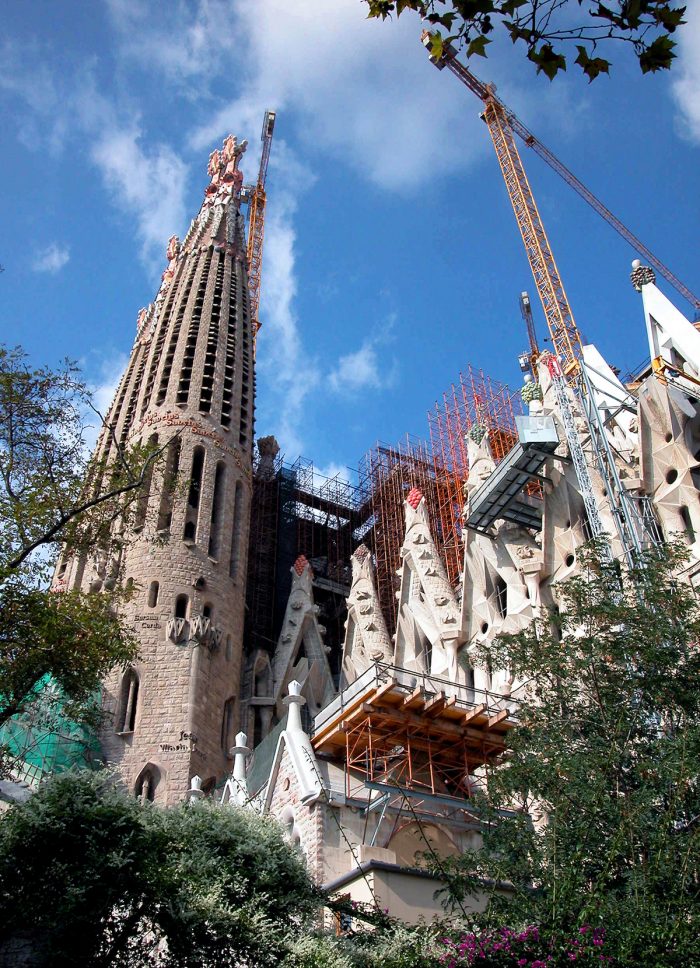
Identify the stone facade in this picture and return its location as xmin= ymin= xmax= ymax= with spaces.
xmin=56 ymin=135 xmax=255 ymax=804
xmin=242 ymin=271 xmax=700 ymax=922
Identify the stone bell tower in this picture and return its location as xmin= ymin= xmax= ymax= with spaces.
xmin=56 ymin=133 xmax=256 ymax=803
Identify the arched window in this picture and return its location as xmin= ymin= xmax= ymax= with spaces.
xmin=495 ymin=576 xmax=508 ymax=619
xmin=208 ymin=462 xmax=226 ymax=559
xmin=157 ymin=436 xmax=181 ymax=533
xmin=175 ymin=594 xmax=188 ymax=619
xmin=229 ymin=481 xmax=244 ymax=579
xmin=203 ymin=602 xmax=213 ymax=620
xmin=148 ymin=581 xmax=159 ymax=608
xmin=187 ymin=446 xmax=205 ymax=509
xmin=183 ymin=446 xmax=205 ymax=544
xmin=134 ymin=433 xmax=158 ymax=530
xmin=118 ymin=669 xmax=139 ymax=733
xmin=135 ymin=764 xmax=160 ymax=802
xmin=221 ymin=697 xmax=236 ymax=754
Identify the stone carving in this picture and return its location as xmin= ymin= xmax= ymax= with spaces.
xmin=394 ymin=488 xmax=465 ymax=682
xmin=340 ymin=544 xmax=393 ymax=686
xmin=166 ymin=617 xmax=187 ymax=643
xmin=464 ymin=431 xmax=496 ymax=503
xmin=268 ymin=556 xmax=336 ymax=727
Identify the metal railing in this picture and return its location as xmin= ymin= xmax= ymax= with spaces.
xmin=313 ymin=662 xmax=517 ymax=735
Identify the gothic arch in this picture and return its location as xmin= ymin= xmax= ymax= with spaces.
xmin=134 ymin=762 xmax=162 ymax=802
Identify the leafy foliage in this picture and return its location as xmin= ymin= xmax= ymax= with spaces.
xmin=365 ymin=0 xmax=686 ymax=79
xmin=0 ymin=344 xmax=168 ymax=772
xmin=432 ymin=542 xmax=700 ymax=965
xmin=0 ymin=771 xmax=321 ymax=967
xmin=0 ymin=580 xmax=137 ymax=730
xmin=0 ymin=345 xmax=165 ymax=582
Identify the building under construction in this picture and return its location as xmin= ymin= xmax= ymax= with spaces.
xmin=4 ymin=29 xmax=700 ymax=935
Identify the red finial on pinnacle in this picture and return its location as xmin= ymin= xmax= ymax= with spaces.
xmin=406 ymin=487 xmax=423 ymax=510
xmin=293 ymin=555 xmax=309 ymax=576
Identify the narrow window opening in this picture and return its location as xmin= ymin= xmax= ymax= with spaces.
xmin=229 ymin=481 xmax=244 ymax=579
xmin=140 ymin=271 xmax=180 ymax=415
xmin=184 ymin=446 xmax=205 ymax=544
xmin=188 ymin=447 xmax=205 ymax=508
xmin=148 ymin=581 xmax=159 ymax=608
xmin=221 ymin=697 xmax=236 ymax=753
xmin=200 ymin=257 xmax=224 ymax=414
xmin=119 ymin=669 xmax=139 ymax=733
xmin=495 ymin=576 xmax=508 ymax=619
xmin=175 ymin=594 xmax=188 ymax=619
xmin=157 ymin=436 xmax=181 ymax=533
xmin=176 ymin=251 xmax=212 ymax=406
xmin=135 ymin=766 xmax=159 ymax=802
xmin=156 ymin=258 xmax=197 ymax=407
xmin=133 ymin=433 xmax=158 ymax=530
xmin=208 ymin=462 xmax=226 ymax=559
xmin=680 ymin=505 xmax=696 ymax=544
xmin=203 ymin=603 xmax=213 ymax=619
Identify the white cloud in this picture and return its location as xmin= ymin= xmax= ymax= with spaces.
xmin=106 ymin=0 xmax=240 ymax=94
xmin=33 ymin=243 xmax=70 ymax=274
xmin=672 ymin=2 xmax=700 ymax=142
xmin=89 ymin=124 xmax=189 ymax=272
xmin=314 ymin=461 xmax=351 ymax=482
xmin=328 ymin=339 xmax=396 ymax=395
xmin=328 ymin=313 xmax=399 ymax=395
xmin=0 ymin=42 xmax=189 ymax=275
xmin=254 ymin=143 xmax=322 ymax=456
xmin=185 ymin=0 xmax=486 ymax=192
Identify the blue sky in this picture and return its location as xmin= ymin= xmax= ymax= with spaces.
xmin=2 ymin=0 xmax=699 ymax=480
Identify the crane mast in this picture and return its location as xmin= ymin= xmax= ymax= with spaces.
xmin=423 ymin=33 xmax=700 ymax=317
xmin=423 ymin=33 xmax=661 ymax=565
xmin=519 ymin=291 xmax=540 ymax=377
xmin=246 ymin=110 xmax=276 ymax=356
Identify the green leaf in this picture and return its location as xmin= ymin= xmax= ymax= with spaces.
xmin=467 ymin=34 xmax=492 ymax=57
xmin=639 ymin=34 xmax=677 ymax=73
xmin=575 ymin=44 xmax=611 ymax=81
xmin=528 ymin=43 xmax=567 ymax=79
xmin=429 ymin=31 xmax=445 ymax=60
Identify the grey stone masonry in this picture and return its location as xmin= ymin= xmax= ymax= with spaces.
xmin=61 ymin=136 xmax=255 ymax=804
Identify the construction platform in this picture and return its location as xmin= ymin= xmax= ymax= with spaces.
xmin=465 ymin=414 xmax=558 ymax=535
xmin=312 ymin=663 xmax=517 ymax=802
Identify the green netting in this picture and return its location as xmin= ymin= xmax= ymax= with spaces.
xmin=0 ymin=675 xmax=102 ymax=786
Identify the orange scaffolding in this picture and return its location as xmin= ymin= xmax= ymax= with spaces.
xmin=358 ymin=436 xmax=442 ymax=634
xmin=312 ymin=664 xmax=516 ymax=804
xmin=428 ymin=365 xmax=531 ymax=585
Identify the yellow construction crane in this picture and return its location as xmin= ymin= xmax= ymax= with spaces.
xmin=245 ymin=110 xmax=276 ymax=357
xmin=422 ymin=32 xmax=700 ymax=378
xmin=422 ymin=33 xmax=666 ymax=562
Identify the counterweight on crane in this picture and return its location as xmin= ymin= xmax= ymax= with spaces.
xmin=422 ymin=33 xmax=661 ymax=566
xmin=421 ymin=33 xmax=700 ymax=319
xmin=246 ymin=110 xmax=276 ymax=356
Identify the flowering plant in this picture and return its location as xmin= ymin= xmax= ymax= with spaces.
xmin=441 ymin=924 xmax=610 ymax=967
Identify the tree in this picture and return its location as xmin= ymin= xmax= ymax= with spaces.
xmin=0 ymin=770 xmax=321 ymax=967
xmin=434 ymin=542 xmax=700 ymax=965
xmin=0 ymin=345 xmax=163 ymax=580
xmin=365 ymin=1 xmax=687 ymax=80
xmin=0 ymin=346 xmax=164 ymax=771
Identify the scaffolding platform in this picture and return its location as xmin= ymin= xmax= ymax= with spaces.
xmin=312 ymin=663 xmax=517 ymax=802
xmin=465 ymin=414 xmax=558 ymax=535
